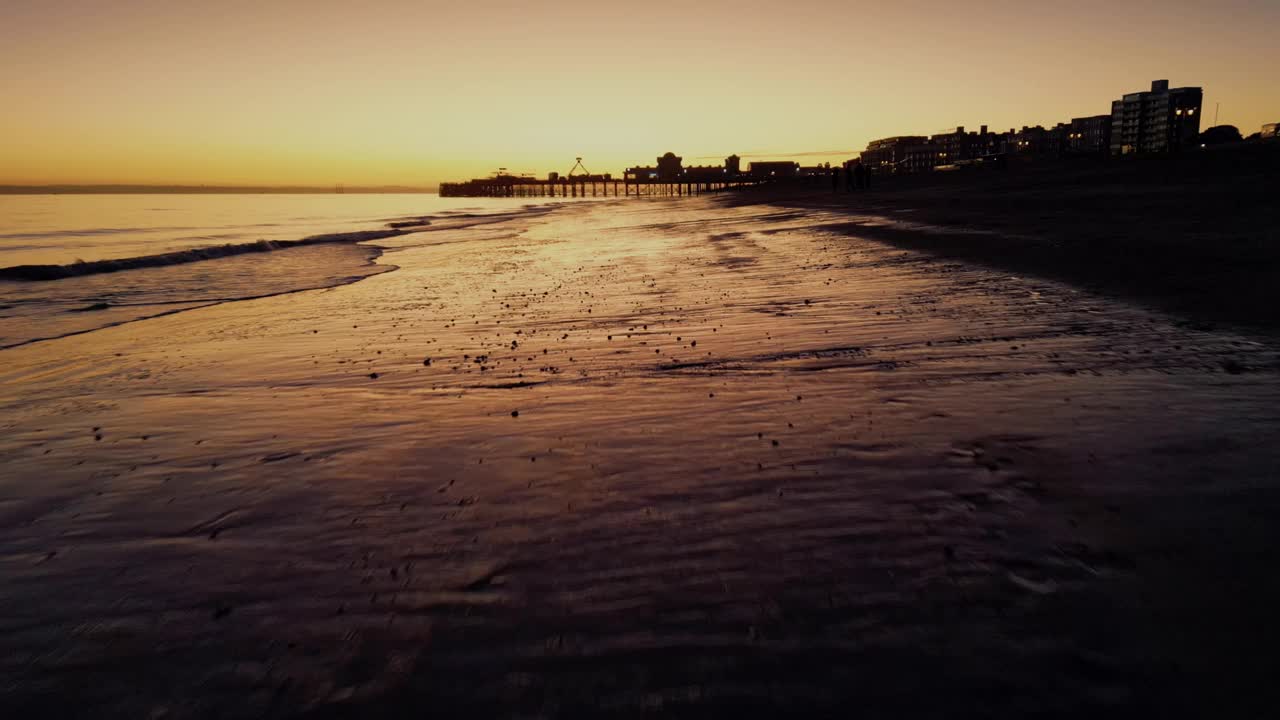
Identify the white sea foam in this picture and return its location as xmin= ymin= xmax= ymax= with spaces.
xmin=0 ymin=195 xmax=567 ymax=348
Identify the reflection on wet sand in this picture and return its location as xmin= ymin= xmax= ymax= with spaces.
xmin=2 ymin=196 xmax=1279 ymax=717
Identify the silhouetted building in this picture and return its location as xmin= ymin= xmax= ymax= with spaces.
xmin=929 ymin=125 xmax=1003 ymax=162
xmin=1041 ymin=116 xmax=1113 ymax=156
xmin=682 ymin=154 xmax=742 ymax=181
xmin=624 ymin=165 xmax=659 ymax=180
xmin=625 ymin=151 xmax=685 ymax=181
xmin=1109 ymin=79 xmax=1203 ymax=155
xmin=972 ymin=126 xmax=1008 ymax=157
xmin=1047 ymin=123 xmax=1071 ymax=156
xmin=1066 ymin=115 xmax=1112 ymax=155
xmin=1009 ymin=125 xmax=1049 ymax=154
xmin=748 ymin=161 xmax=800 ymax=179
xmin=656 ymin=152 xmax=683 ymax=180
xmin=931 ymin=127 xmax=967 ymax=161
xmin=626 ymin=152 xmax=742 ymax=182
xmin=901 ymin=142 xmax=945 ymax=172
xmin=682 ymin=164 xmax=732 ymax=181
xmin=860 ymin=136 xmax=927 ymax=173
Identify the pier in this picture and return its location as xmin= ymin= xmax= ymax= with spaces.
xmin=438 ymin=155 xmax=762 ymax=198
xmin=438 ymin=176 xmax=757 ymax=198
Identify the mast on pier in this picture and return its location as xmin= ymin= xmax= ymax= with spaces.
xmin=567 ymin=157 xmax=591 ymax=178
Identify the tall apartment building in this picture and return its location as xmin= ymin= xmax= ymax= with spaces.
xmin=1109 ymin=80 xmax=1203 ymax=155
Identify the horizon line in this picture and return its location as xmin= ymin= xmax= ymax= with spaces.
xmin=0 ymin=183 xmax=440 ymax=195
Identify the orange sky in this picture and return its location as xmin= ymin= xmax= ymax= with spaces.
xmin=2 ymin=0 xmax=1277 ymax=187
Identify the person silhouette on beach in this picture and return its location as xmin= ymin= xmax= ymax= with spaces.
xmin=831 ymin=166 xmax=840 ymax=192
xmin=844 ymin=163 xmax=854 ymax=193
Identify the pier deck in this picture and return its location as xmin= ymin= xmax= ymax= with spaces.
xmin=438 ymin=176 xmax=760 ymax=198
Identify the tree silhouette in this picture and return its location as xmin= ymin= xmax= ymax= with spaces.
xmin=1199 ymin=125 xmax=1243 ymax=145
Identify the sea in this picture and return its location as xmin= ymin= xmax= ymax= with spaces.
xmin=0 ymin=193 xmax=567 ymax=348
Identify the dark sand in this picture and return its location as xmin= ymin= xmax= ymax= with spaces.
xmin=737 ymin=141 xmax=1280 ymax=336
xmin=3 ymin=169 xmax=1280 ymax=718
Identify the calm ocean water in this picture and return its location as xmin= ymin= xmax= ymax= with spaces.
xmin=0 ymin=194 xmax=564 ymax=348
xmin=0 ymin=193 xmax=544 ymax=267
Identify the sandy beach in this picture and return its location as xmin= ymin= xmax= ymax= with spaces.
xmin=3 ymin=190 xmax=1280 ymax=717
xmin=756 ymin=142 xmax=1280 ymax=335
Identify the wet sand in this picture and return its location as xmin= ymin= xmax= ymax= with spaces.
xmin=3 ymin=194 xmax=1280 ymax=717
xmin=749 ymin=141 xmax=1280 ymax=336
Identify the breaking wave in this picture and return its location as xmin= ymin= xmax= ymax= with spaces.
xmin=1 ymin=204 xmax=561 ymax=282
xmin=0 ymin=229 xmax=410 ymax=281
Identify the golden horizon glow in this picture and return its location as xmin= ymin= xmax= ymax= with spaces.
xmin=2 ymin=0 xmax=1277 ymax=187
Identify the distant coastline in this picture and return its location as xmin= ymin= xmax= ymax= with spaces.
xmin=0 ymin=184 xmax=438 ymax=195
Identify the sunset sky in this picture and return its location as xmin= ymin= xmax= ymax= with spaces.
xmin=2 ymin=0 xmax=1277 ymax=188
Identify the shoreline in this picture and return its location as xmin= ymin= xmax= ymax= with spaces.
xmin=722 ymin=142 xmax=1280 ymax=337
xmin=0 ymin=229 xmax=410 ymax=281
xmin=0 ymin=202 xmax=566 ymax=349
